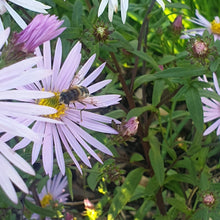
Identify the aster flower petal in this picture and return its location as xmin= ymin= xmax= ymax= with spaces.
xmin=52 ymin=38 xmax=62 ymax=90
xmin=57 ymin=126 xmax=82 ymax=174
xmin=0 ymin=141 xmax=35 ymax=204
xmin=0 ymin=141 xmax=35 ymax=175
xmin=0 ymin=90 xmax=54 ymax=101
xmin=156 ymin=0 xmax=165 ymax=10
xmin=9 ymin=0 xmax=51 ymax=13
xmin=80 ymin=63 xmax=106 ymax=87
xmin=98 ymin=0 xmax=129 ymax=23
xmin=72 ymin=54 xmax=96 ymax=85
xmin=98 ymin=0 xmax=109 ymax=17
xmin=61 ymin=124 xmax=92 ymax=168
xmin=121 ymin=0 xmax=128 ymax=23
xmin=201 ymin=97 xmax=219 ymax=109
xmin=213 ymin=73 xmax=220 ymax=95
xmin=0 ymin=27 xmax=9 ymax=49
xmin=1 ymin=0 xmax=50 ymax=29
xmin=200 ymin=73 xmax=220 ymax=136
xmin=203 ymin=119 xmax=220 ymax=136
xmin=88 ymin=79 xmax=112 ymax=93
xmin=65 ymin=112 xmax=117 ymax=134
xmin=0 ymin=161 xmax=19 ymax=203
xmin=32 ymin=122 xmax=46 ymax=162
xmin=52 ymin=124 xmax=65 ymax=175
xmin=56 ymin=42 xmax=82 ymax=91
xmin=0 ymin=114 xmax=42 ymax=141
xmin=3 ymin=1 xmax=27 ymax=29
xmin=42 ymin=123 xmax=54 ymax=177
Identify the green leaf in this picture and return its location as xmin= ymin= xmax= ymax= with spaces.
xmin=185 ymin=86 xmax=203 ymax=132
xmin=53 ymin=0 xmax=73 ymax=10
xmin=158 ymin=55 xmax=176 ymax=65
xmin=134 ymin=199 xmax=154 ymax=220
xmin=66 ymin=168 xmax=73 ymax=200
xmin=134 ymin=67 xmax=206 ymax=90
xmin=154 ymin=67 xmax=206 ymax=79
xmin=130 ymin=153 xmax=145 ymax=162
xmin=144 ymin=176 xmax=160 ymax=197
xmin=210 ymin=57 xmax=220 ymax=72
xmin=105 ymin=109 xmax=126 ymax=119
xmin=126 ymin=106 xmax=155 ymax=120
xmin=165 ymin=174 xmax=196 ymax=185
xmin=152 ymin=79 xmax=165 ymax=106
xmin=167 ymin=197 xmax=191 ymax=215
xmin=87 ymin=163 xmax=101 ymax=191
xmin=24 ymin=199 xmax=57 ymax=218
xmin=199 ymin=171 xmax=210 ymax=191
xmin=128 ymin=49 xmax=161 ymax=71
xmin=149 ymin=135 xmax=165 ymax=186
xmin=134 ymin=74 xmax=157 ymax=90
xmin=108 ymin=167 xmax=145 ymax=219
xmin=72 ymin=0 xmax=83 ymax=28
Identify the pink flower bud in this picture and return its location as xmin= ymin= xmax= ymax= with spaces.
xmin=203 ymin=193 xmax=215 ymax=206
xmin=192 ymin=40 xmax=208 ymax=56
xmin=172 ymin=15 xmax=183 ymax=34
xmin=13 ymin=14 xmax=65 ymax=53
xmin=84 ymin=198 xmax=95 ymax=210
xmin=121 ymin=117 xmax=139 ymax=136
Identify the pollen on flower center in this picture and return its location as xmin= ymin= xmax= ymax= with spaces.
xmin=40 ymin=193 xmax=53 ymax=208
xmin=211 ymin=20 xmax=220 ymax=35
xmin=38 ymin=92 xmax=66 ymax=119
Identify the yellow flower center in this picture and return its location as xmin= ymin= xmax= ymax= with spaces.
xmin=38 ymin=92 xmax=66 ymax=119
xmin=211 ymin=20 xmax=220 ymax=35
xmin=40 ymin=193 xmax=53 ymax=208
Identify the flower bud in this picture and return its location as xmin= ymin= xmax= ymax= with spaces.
xmin=172 ymin=15 xmax=183 ymax=34
xmin=121 ymin=117 xmax=139 ymax=137
xmin=2 ymin=14 xmax=65 ymax=65
xmin=93 ymin=22 xmax=112 ymax=42
xmin=192 ymin=40 xmax=208 ymax=57
xmin=203 ymin=193 xmax=215 ymax=207
xmin=13 ymin=14 xmax=65 ymax=53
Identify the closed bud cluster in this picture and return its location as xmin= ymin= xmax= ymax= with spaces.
xmin=93 ymin=22 xmax=112 ymax=42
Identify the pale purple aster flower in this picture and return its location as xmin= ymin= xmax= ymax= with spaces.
xmin=0 ymin=0 xmax=51 ymax=30
xmin=182 ymin=10 xmax=220 ymax=41
xmin=2 ymin=38 xmax=121 ymax=177
xmin=30 ymin=173 xmax=69 ymax=219
xmin=13 ymin=14 xmax=65 ymax=53
xmin=199 ymin=73 xmax=220 ymax=135
xmin=0 ymin=28 xmax=60 ymax=204
xmin=98 ymin=0 xmax=129 ymax=23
